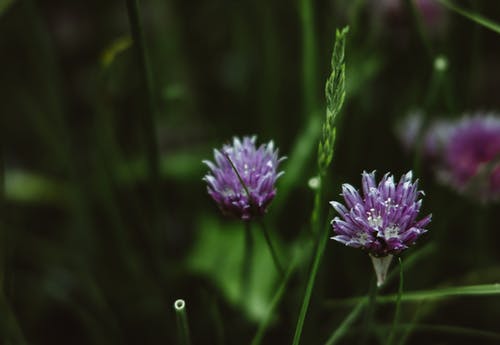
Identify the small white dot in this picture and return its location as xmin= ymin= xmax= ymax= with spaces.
xmin=174 ymin=299 xmax=185 ymax=310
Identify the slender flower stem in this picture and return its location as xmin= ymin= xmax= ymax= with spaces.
xmin=324 ymin=298 xmax=367 ymax=345
xmin=174 ymin=299 xmax=192 ymax=345
xmin=387 ymin=257 xmax=404 ymax=345
xmin=404 ymin=0 xmax=434 ymax=62
xmin=242 ymin=222 xmax=254 ymax=296
xmin=251 ymin=257 xmax=297 ymax=345
xmin=258 ymin=220 xmax=284 ymax=277
xmin=293 ymin=183 xmax=329 ymax=345
xmin=0 ymin=103 xmax=27 ymax=345
xmin=0 ymin=103 xmax=4 ymax=298
xmin=358 ymin=278 xmax=378 ymax=345
xmin=125 ymin=0 xmax=160 ymax=226
xmin=299 ymin=0 xmax=318 ymax=119
xmin=310 ymin=176 xmax=323 ymax=236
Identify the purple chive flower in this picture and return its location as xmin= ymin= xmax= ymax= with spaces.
xmin=203 ymin=136 xmax=285 ymax=221
xmin=331 ymin=171 xmax=431 ymax=285
xmin=439 ymin=115 xmax=500 ymax=201
xmin=331 ymin=171 xmax=431 ymax=256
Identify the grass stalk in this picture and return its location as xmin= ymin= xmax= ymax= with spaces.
xmin=387 ymin=257 xmax=404 ymax=345
xmin=125 ymin=0 xmax=160 ymax=227
xmin=242 ymin=222 xmax=254 ymax=296
xmin=258 ymin=220 xmax=284 ymax=277
xmin=358 ymin=278 xmax=378 ymax=345
xmin=299 ymin=0 xmax=318 ymax=118
xmin=324 ymin=298 xmax=367 ymax=345
xmin=174 ymin=299 xmax=192 ymax=345
xmin=291 ymin=195 xmax=329 ymax=345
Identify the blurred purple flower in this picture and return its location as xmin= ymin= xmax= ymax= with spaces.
xmin=423 ymin=119 xmax=454 ymax=160
xmin=331 ymin=171 xmax=431 ymax=285
xmin=439 ymin=116 xmax=500 ymax=201
xmin=396 ymin=111 xmax=424 ymax=152
xmin=203 ymin=136 xmax=285 ymax=221
xmin=373 ymin=0 xmax=447 ymax=37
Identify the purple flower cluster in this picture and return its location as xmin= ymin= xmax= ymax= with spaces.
xmin=203 ymin=136 xmax=285 ymax=221
xmin=331 ymin=171 xmax=431 ymax=257
xmin=441 ymin=116 xmax=500 ymax=200
xmin=400 ymin=114 xmax=500 ymax=201
xmin=371 ymin=0 xmax=447 ymax=36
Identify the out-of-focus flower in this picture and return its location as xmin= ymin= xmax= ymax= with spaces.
xmin=372 ymin=0 xmax=448 ymax=37
xmin=331 ymin=171 xmax=431 ymax=285
xmin=396 ymin=110 xmax=424 ymax=152
xmin=438 ymin=116 xmax=500 ymax=201
xmin=203 ymin=136 xmax=285 ymax=221
xmin=422 ymin=119 xmax=454 ymax=160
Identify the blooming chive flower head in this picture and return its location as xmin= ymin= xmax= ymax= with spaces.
xmin=331 ymin=171 xmax=431 ymax=257
xmin=203 ymin=136 xmax=285 ymax=221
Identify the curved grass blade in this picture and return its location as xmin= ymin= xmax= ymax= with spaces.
xmin=325 ymin=283 xmax=500 ymax=307
xmin=378 ymin=323 xmax=500 ymax=342
xmin=437 ymin=0 xmax=500 ymax=35
xmin=323 ymin=298 xmax=367 ymax=345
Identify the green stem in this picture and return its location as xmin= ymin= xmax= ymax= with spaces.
xmin=324 ymin=298 xmax=367 ymax=345
xmin=358 ymin=278 xmax=378 ymax=345
xmin=125 ymin=0 xmax=160 ymax=225
xmin=293 ymin=187 xmax=329 ymax=345
xmin=242 ymin=221 xmax=254 ymax=297
xmin=174 ymin=299 xmax=192 ymax=345
xmin=310 ymin=176 xmax=323 ymax=236
xmin=0 ymin=96 xmax=4 ymax=297
xmin=405 ymin=0 xmax=434 ymax=62
xmin=299 ymin=0 xmax=318 ymax=118
xmin=259 ymin=220 xmax=284 ymax=277
xmin=387 ymin=257 xmax=404 ymax=345
xmin=251 ymin=257 xmax=297 ymax=345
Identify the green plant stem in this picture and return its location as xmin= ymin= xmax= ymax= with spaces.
xmin=325 ymin=283 xmax=500 ymax=307
xmin=358 ymin=278 xmax=378 ymax=345
xmin=436 ymin=0 xmax=500 ymax=35
xmin=251 ymin=257 xmax=297 ymax=345
xmin=293 ymin=179 xmax=329 ymax=345
xmin=258 ymin=220 xmax=284 ymax=277
xmin=299 ymin=0 xmax=318 ymax=118
xmin=375 ymin=323 xmax=500 ymax=341
xmin=324 ymin=298 xmax=367 ymax=345
xmin=387 ymin=257 xmax=404 ymax=345
xmin=242 ymin=221 xmax=254 ymax=296
xmin=125 ymin=0 xmax=160 ymax=230
xmin=0 ymin=100 xmax=4 ymax=297
xmin=405 ymin=0 xmax=433 ymax=62
xmin=174 ymin=299 xmax=192 ymax=345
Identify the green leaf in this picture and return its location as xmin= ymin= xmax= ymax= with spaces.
xmin=186 ymin=216 xmax=282 ymax=322
xmin=437 ymin=0 xmax=500 ymax=35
